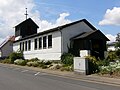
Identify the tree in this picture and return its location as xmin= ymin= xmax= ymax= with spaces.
xmin=115 ymin=33 xmax=120 ymax=59
xmin=116 ymin=33 xmax=120 ymax=42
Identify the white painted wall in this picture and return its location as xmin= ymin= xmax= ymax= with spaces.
xmin=80 ymin=50 xmax=90 ymax=57
xmin=61 ymin=21 xmax=94 ymax=53
xmin=13 ymin=42 xmax=20 ymax=52
xmin=13 ymin=31 xmax=62 ymax=60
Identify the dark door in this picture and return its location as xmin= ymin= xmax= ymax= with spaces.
xmin=90 ymin=39 xmax=104 ymax=59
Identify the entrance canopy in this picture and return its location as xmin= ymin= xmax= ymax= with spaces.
xmin=70 ymin=30 xmax=109 ymax=58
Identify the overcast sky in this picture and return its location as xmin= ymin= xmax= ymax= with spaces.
xmin=0 ymin=0 xmax=120 ymax=43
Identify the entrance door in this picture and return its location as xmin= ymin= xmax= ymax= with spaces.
xmin=90 ymin=39 xmax=104 ymax=59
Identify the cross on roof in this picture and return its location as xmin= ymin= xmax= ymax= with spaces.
xmin=25 ymin=8 xmax=28 ymax=20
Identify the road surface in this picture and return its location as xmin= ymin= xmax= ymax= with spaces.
xmin=0 ymin=64 xmax=120 ymax=90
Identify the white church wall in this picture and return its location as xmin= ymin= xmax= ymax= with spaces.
xmin=13 ymin=42 xmax=19 ymax=52
xmin=62 ymin=21 xmax=94 ymax=53
xmin=14 ymin=31 xmax=62 ymax=60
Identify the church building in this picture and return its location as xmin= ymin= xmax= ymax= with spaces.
xmin=13 ymin=18 xmax=109 ymax=60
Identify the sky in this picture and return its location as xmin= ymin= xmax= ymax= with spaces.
xmin=0 ymin=0 xmax=120 ymax=43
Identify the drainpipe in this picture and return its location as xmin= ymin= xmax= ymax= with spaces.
xmin=58 ymin=27 xmax=63 ymax=55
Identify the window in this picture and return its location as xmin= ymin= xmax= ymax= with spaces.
xmin=43 ymin=36 xmax=47 ymax=49
xmin=20 ymin=42 xmax=22 ymax=51
xmin=48 ymin=35 xmax=52 ymax=48
xmin=25 ymin=41 xmax=27 ymax=51
xmin=34 ymin=38 xmax=37 ymax=50
xmin=39 ymin=37 xmax=42 ymax=49
xmin=22 ymin=42 xmax=24 ymax=51
xmin=28 ymin=40 xmax=31 ymax=50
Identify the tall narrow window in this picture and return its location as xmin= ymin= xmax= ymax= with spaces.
xmin=25 ymin=41 xmax=27 ymax=51
xmin=34 ymin=38 xmax=37 ymax=50
xmin=48 ymin=35 xmax=52 ymax=48
xmin=20 ymin=42 xmax=22 ymax=51
xmin=43 ymin=36 xmax=47 ymax=49
xmin=28 ymin=40 xmax=31 ymax=51
xmin=22 ymin=42 xmax=24 ymax=51
xmin=39 ymin=37 xmax=42 ymax=49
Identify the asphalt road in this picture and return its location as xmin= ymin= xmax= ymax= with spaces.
xmin=0 ymin=64 xmax=120 ymax=90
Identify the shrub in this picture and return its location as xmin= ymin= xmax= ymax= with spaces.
xmin=14 ymin=59 xmax=27 ymax=66
xmin=9 ymin=52 xmax=24 ymax=64
xmin=97 ymin=59 xmax=109 ymax=66
xmin=29 ymin=58 xmax=39 ymax=62
xmin=1 ymin=59 xmax=11 ymax=64
xmin=44 ymin=61 xmax=52 ymax=65
xmin=61 ymin=53 xmax=74 ymax=65
xmin=86 ymin=56 xmax=99 ymax=74
xmin=60 ymin=65 xmax=73 ymax=71
xmin=115 ymin=49 xmax=120 ymax=58
xmin=106 ymin=51 xmax=117 ymax=62
xmin=41 ymin=64 xmax=48 ymax=69
xmin=26 ymin=61 xmax=39 ymax=67
xmin=55 ymin=64 xmax=62 ymax=69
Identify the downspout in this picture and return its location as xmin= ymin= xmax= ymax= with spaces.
xmin=58 ymin=27 xmax=63 ymax=55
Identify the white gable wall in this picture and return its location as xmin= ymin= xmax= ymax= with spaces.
xmin=13 ymin=31 xmax=62 ymax=60
xmin=1 ymin=41 xmax=13 ymax=57
xmin=61 ymin=21 xmax=94 ymax=53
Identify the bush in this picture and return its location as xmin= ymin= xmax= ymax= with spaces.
xmin=97 ymin=59 xmax=109 ymax=66
xmin=9 ymin=52 xmax=24 ymax=64
xmin=60 ymin=65 xmax=73 ymax=71
xmin=0 ymin=59 xmax=11 ymax=64
xmin=106 ymin=51 xmax=117 ymax=62
xmin=61 ymin=53 xmax=74 ymax=65
xmin=115 ymin=49 xmax=120 ymax=58
xmin=14 ymin=59 xmax=27 ymax=66
xmin=29 ymin=58 xmax=39 ymax=62
xmin=86 ymin=56 xmax=99 ymax=74
xmin=55 ymin=64 xmax=62 ymax=69
xmin=40 ymin=64 xmax=48 ymax=69
xmin=44 ymin=61 xmax=52 ymax=65
xmin=27 ymin=61 xmax=39 ymax=67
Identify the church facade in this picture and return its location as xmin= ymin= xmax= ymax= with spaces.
xmin=13 ymin=18 xmax=109 ymax=60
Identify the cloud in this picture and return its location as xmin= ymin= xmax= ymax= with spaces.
xmin=106 ymin=34 xmax=116 ymax=43
xmin=99 ymin=7 xmax=120 ymax=26
xmin=0 ymin=0 xmax=71 ymax=44
xmin=38 ymin=12 xmax=71 ymax=32
xmin=0 ymin=0 xmax=35 ymax=43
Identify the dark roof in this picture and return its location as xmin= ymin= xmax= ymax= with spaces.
xmin=15 ymin=18 xmax=39 ymax=28
xmin=71 ymin=30 xmax=109 ymax=41
xmin=14 ymin=19 xmax=97 ymax=43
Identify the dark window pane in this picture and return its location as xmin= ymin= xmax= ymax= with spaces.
xmin=39 ymin=37 xmax=42 ymax=49
xmin=20 ymin=42 xmax=22 ymax=51
xmin=22 ymin=42 xmax=24 ymax=51
xmin=34 ymin=38 xmax=37 ymax=50
xmin=25 ymin=41 xmax=27 ymax=51
xmin=48 ymin=35 xmax=52 ymax=48
xmin=43 ymin=36 xmax=47 ymax=49
xmin=28 ymin=40 xmax=31 ymax=50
